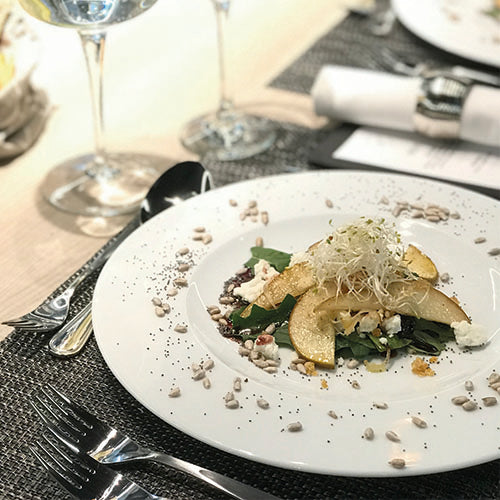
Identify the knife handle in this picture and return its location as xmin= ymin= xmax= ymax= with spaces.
xmin=49 ymin=303 xmax=93 ymax=357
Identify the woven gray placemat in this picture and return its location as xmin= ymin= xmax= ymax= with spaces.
xmin=270 ymin=0 xmax=498 ymax=95
xmin=1 ymin=7 xmax=499 ymax=499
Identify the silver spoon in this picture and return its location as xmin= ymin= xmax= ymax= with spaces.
xmin=49 ymin=161 xmax=213 ymax=357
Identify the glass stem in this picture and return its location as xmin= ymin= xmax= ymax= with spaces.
xmin=212 ymin=0 xmax=233 ymax=116
xmin=78 ymin=30 xmax=112 ymax=177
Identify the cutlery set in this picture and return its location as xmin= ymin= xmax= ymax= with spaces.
xmin=30 ymin=385 xmax=278 ymax=499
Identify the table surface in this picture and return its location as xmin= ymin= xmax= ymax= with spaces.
xmin=0 ymin=0 xmax=361 ymax=341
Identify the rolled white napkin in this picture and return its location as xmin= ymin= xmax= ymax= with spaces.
xmin=312 ymin=65 xmax=500 ymax=148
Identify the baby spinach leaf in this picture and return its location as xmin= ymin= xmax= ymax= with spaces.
xmin=244 ymin=247 xmax=292 ymax=272
xmin=230 ymin=294 xmax=296 ymax=331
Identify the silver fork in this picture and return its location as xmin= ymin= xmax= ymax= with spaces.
xmin=30 ymin=434 xmax=169 ymax=500
xmin=31 ymin=385 xmax=280 ymax=500
xmin=2 ymin=225 xmax=133 ymax=332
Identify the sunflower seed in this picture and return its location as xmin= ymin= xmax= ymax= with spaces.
xmin=152 ymin=297 xmax=162 ymax=306
xmin=363 ymin=427 xmax=374 ymax=440
xmin=264 ymin=323 xmax=276 ymax=334
xmin=192 ymin=369 xmax=205 ymax=381
xmin=255 ymin=236 xmax=264 ymax=247
xmin=489 ymin=248 xmax=500 ymax=256
xmin=194 ymin=226 xmax=205 ymax=233
xmin=224 ymin=391 xmax=234 ymax=403
xmin=465 ymin=380 xmax=474 ymax=391
xmin=229 ymin=199 xmax=238 ymax=207
xmin=287 ymin=422 xmax=303 ymax=432
xmin=266 ymin=359 xmax=279 ymax=367
xmin=219 ymin=296 xmax=234 ymax=304
xmin=482 ymin=397 xmax=497 ymax=407
xmin=154 ymin=306 xmax=165 ymax=317
xmin=202 ymin=234 xmax=212 ymax=245
xmin=351 ymin=380 xmax=361 ymax=389
xmin=169 ymin=387 xmax=181 ymax=398
xmin=244 ymin=339 xmax=254 ymax=350
xmin=167 ymin=288 xmax=178 ymax=297
xmin=411 ymin=416 xmax=427 ymax=428
xmin=162 ymin=303 xmax=171 ymax=314
xmin=253 ymin=359 xmax=269 ymax=369
xmin=328 ymin=410 xmax=338 ymax=419
xmin=490 ymin=381 xmax=500 ymax=390
xmin=191 ymin=363 xmax=201 ymax=372
xmin=177 ymin=247 xmax=189 ymax=255
xmin=261 ymin=211 xmax=269 ymax=225
xmin=174 ymin=324 xmax=187 ymax=333
xmin=233 ymin=377 xmax=242 ymax=392
xmin=202 ymin=377 xmax=211 ymax=389
xmin=325 ymin=198 xmax=333 ymax=208
xmin=388 ymin=458 xmax=406 ymax=469
xmin=202 ymin=359 xmax=214 ymax=371
xmin=264 ymin=366 xmax=278 ymax=374
xmin=238 ymin=346 xmax=250 ymax=356
xmin=426 ymin=214 xmax=441 ymax=223
xmin=474 ymin=237 xmax=486 ymax=244
xmin=347 ymin=359 xmax=359 ymax=369
xmin=296 ymin=363 xmax=307 ymax=375
xmin=488 ymin=372 xmax=500 ymax=385
xmin=440 ymin=272 xmax=450 ymax=283
xmin=373 ymin=401 xmax=388 ymax=409
xmin=218 ymin=318 xmax=228 ymax=326
xmin=385 ymin=430 xmax=400 ymax=442
xmin=248 ymin=200 xmax=257 ymax=208
xmin=451 ymin=396 xmax=469 ymax=405
xmin=173 ymin=277 xmax=188 ymax=287
xmin=462 ymin=401 xmax=477 ymax=411
xmin=207 ymin=305 xmax=220 ymax=314
xmin=211 ymin=313 xmax=223 ymax=321
xmin=192 ymin=234 xmax=203 ymax=241
xmin=257 ymin=398 xmax=269 ymax=409
xmin=225 ymin=399 xmax=239 ymax=409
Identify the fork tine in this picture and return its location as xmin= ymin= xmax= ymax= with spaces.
xmin=30 ymin=438 xmax=85 ymax=498
xmin=45 ymin=383 xmax=100 ymax=427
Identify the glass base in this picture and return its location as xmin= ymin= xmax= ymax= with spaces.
xmin=180 ymin=110 xmax=277 ymax=161
xmin=42 ymin=153 xmax=167 ymax=217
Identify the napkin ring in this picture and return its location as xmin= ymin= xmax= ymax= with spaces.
xmin=414 ymin=72 xmax=472 ymax=139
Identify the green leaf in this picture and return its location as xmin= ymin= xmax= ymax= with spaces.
xmin=385 ymin=336 xmax=412 ymax=350
xmin=368 ymin=334 xmax=387 ymax=353
xmin=242 ymin=324 xmax=294 ymax=349
xmin=230 ymin=294 xmax=296 ymax=331
xmin=244 ymin=247 xmax=292 ymax=272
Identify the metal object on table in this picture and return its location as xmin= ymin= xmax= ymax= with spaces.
xmin=30 ymin=435 xmax=169 ymax=500
xmin=48 ymin=303 xmax=92 ymax=357
xmin=31 ymin=385 xmax=281 ymax=500
xmin=47 ymin=161 xmax=213 ymax=357
xmin=1 ymin=234 xmax=128 ymax=332
xmin=414 ymin=72 xmax=472 ymax=139
xmin=378 ymin=48 xmax=500 ymax=87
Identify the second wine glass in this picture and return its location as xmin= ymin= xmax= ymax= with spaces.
xmin=181 ymin=0 xmax=276 ymax=161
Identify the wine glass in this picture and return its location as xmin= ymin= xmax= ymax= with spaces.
xmin=18 ymin=0 xmax=162 ymax=217
xmin=180 ymin=0 xmax=276 ymax=161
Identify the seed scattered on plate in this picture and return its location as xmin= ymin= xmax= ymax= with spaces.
xmin=224 ymin=391 xmax=234 ymax=403
xmin=203 ymin=359 xmax=214 ymax=371
xmin=474 ymin=237 xmax=486 ymax=244
xmin=202 ymin=234 xmax=213 ymax=245
xmin=465 ymin=380 xmax=474 ymax=391
xmin=388 ymin=458 xmax=406 ymax=469
xmin=152 ymin=297 xmax=162 ymax=306
xmin=440 ymin=272 xmax=450 ymax=283
xmin=194 ymin=226 xmax=205 ymax=233
xmin=385 ymin=430 xmax=400 ymax=442
xmin=177 ymin=247 xmax=190 ymax=256
xmin=351 ymin=380 xmax=361 ymax=389
xmin=411 ymin=416 xmax=427 ymax=428
xmin=488 ymin=372 xmax=500 ymax=385
xmin=488 ymin=248 xmax=500 ymax=256
xmin=225 ymin=399 xmax=239 ymax=409
xmin=363 ymin=427 xmax=374 ymax=440
xmin=482 ymin=397 xmax=497 ymax=407
xmin=255 ymin=236 xmax=264 ymax=247
xmin=229 ymin=199 xmax=237 ymax=207
xmin=174 ymin=324 xmax=187 ymax=333
xmin=174 ymin=277 xmax=188 ymax=287
xmin=169 ymin=387 xmax=181 ymax=398
xmin=257 ymin=398 xmax=269 ymax=409
xmin=177 ymin=263 xmax=190 ymax=272
xmin=373 ymin=401 xmax=388 ymax=409
xmin=192 ymin=369 xmax=205 ymax=381
xmin=462 ymin=401 xmax=477 ymax=411
xmin=451 ymin=395 xmax=469 ymax=405
xmin=154 ymin=306 xmax=165 ymax=317
xmin=346 ymin=359 xmax=359 ymax=369
xmin=261 ymin=211 xmax=269 ymax=225
xmin=167 ymin=288 xmax=178 ymax=297
xmin=327 ymin=410 xmax=338 ymax=419
xmin=287 ymin=422 xmax=302 ymax=432
xmin=233 ymin=377 xmax=242 ymax=392
xmin=202 ymin=377 xmax=211 ymax=389
xmin=325 ymin=198 xmax=333 ymax=208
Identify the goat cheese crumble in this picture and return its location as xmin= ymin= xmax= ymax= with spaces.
xmin=233 ymin=259 xmax=279 ymax=303
xmin=451 ymin=321 xmax=488 ymax=347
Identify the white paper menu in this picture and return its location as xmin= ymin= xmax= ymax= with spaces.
xmin=333 ymin=126 xmax=500 ymax=191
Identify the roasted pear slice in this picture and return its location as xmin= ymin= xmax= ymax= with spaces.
xmin=240 ymin=262 xmax=315 ymax=318
xmin=315 ymin=279 xmax=469 ymax=325
xmin=288 ymin=287 xmax=337 ymax=368
xmin=402 ymin=244 xmax=438 ymax=283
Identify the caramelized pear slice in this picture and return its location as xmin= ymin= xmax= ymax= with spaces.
xmin=402 ymin=245 xmax=438 ymax=283
xmin=240 ymin=262 xmax=315 ymax=318
xmin=315 ymin=279 xmax=469 ymax=325
xmin=288 ymin=287 xmax=337 ymax=368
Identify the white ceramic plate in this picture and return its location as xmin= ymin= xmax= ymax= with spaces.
xmin=392 ymin=0 xmax=500 ymax=68
xmin=93 ymin=171 xmax=500 ymax=477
